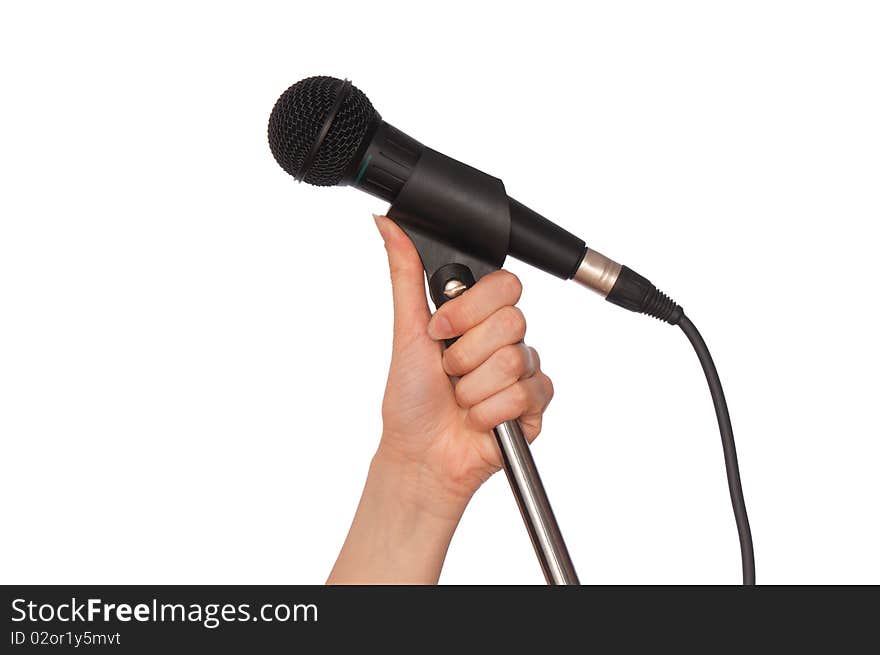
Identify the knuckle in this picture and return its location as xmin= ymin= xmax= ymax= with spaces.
xmin=468 ymin=404 xmax=490 ymax=431
xmin=443 ymin=345 xmax=467 ymax=375
xmin=511 ymin=381 xmax=530 ymax=409
xmin=530 ymin=416 xmax=543 ymax=438
xmin=499 ymin=345 xmax=525 ymax=377
xmin=499 ymin=306 xmax=527 ymax=340
xmin=497 ymin=270 xmax=523 ymax=301
xmin=453 ymin=380 xmax=474 ymax=408
xmin=543 ymin=375 xmax=555 ymax=403
xmin=523 ymin=347 xmax=537 ymax=375
xmin=445 ymin=305 xmax=474 ymax=336
xmin=529 ymin=346 xmax=541 ymax=369
xmin=388 ymin=260 xmax=414 ymax=280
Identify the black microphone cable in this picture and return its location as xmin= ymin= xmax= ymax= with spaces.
xmin=597 ymin=264 xmax=756 ymax=585
xmin=678 ymin=313 xmax=755 ymax=585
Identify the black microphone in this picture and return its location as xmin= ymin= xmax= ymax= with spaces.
xmin=267 ymin=75 xmax=680 ymax=324
xmin=266 ymin=75 xmax=755 ymax=586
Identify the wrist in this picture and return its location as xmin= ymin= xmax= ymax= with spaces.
xmin=370 ymin=444 xmax=473 ymax=524
xmin=327 ymin=447 xmax=466 ymax=584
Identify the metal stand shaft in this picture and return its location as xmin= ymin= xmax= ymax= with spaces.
xmin=494 ymin=420 xmax=579 ymax=584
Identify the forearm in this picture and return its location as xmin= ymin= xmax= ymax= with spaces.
xmin=327 ymin=447 xmax=469 ymax=585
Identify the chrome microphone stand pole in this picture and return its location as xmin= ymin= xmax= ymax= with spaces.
xmin=493 ymin=420 xmax=580 ymax=584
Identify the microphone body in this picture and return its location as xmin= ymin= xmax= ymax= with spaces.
xmin=347 ymin=120 xmax=587 ymax=281
xmin=344 ymin=119 xmax=679 ymax=322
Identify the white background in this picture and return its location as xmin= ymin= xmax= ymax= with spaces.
xmin=1 ymin=1 xmax=878 ymax=585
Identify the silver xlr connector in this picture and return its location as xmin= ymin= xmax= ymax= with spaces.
xmin=573 ymin=249 xmax=622 ymax=297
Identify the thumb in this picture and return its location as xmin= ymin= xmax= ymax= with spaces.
xmin=374 ymin=215 xmax=431 ymax=343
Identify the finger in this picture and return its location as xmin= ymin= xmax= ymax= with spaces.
xmin=454 ymin=344 xmax=537 ymax=408
xmin=465 ymin=373 xmax=554 ymax=433
xmin=374 ymin=215 xmax=431 ymax=344
xmin=442 ymin=305 xmax=526 ymax=377
xmin=427 ymin=270 xmax=522 ymax=340
xmin=519 ymin=359 xmax=551 ymax=442
xmin=519 ymin=414 xmax=543 ymax=443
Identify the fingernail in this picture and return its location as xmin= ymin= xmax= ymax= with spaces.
xmin=428 ymin=313 xmax=453 ymax=340
xmin=372 ymin=213 xmax=387 ymax=241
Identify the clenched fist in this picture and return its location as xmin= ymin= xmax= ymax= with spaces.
xmin=327 ymin=215 xmax=554 ymax=584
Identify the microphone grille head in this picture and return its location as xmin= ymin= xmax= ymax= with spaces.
xmin=268 ymin=76 xmax=379 ymax=186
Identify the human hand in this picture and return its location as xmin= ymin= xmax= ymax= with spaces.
xmin=372 ymin=216 xmax=555 ymax=518
xmin=327 ymin=215 xmax=554 ymax=584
